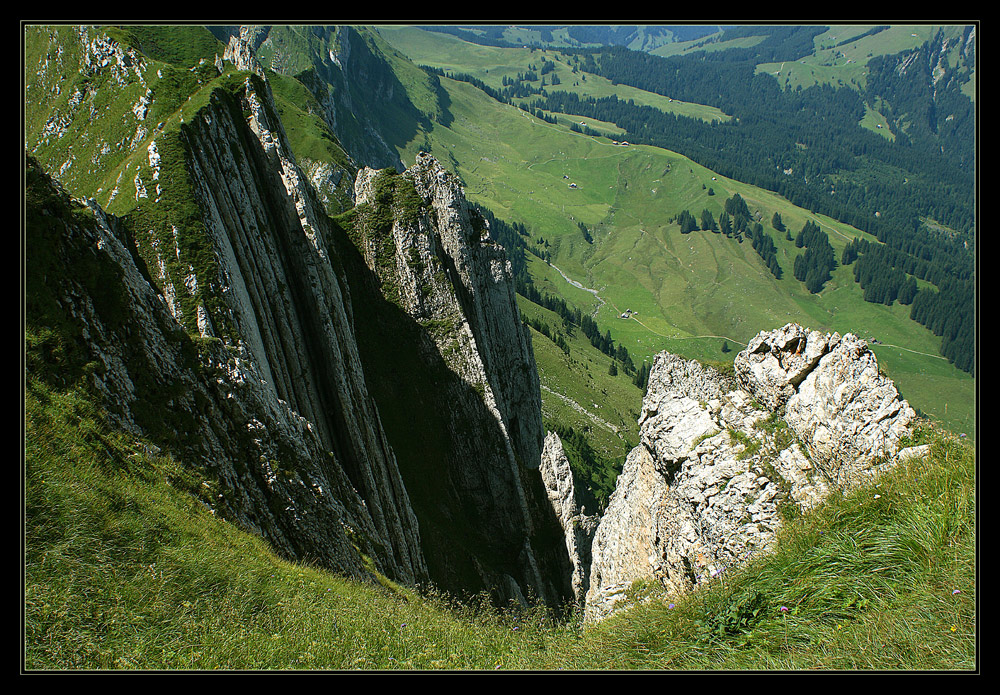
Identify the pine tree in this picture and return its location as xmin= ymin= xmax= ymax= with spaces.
xmin=720 ymin=211 xmax=732 ymax=236
xmin=701 ymin=209 xmax=717 ymax=232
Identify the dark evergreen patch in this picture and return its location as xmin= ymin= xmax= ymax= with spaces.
xmin=792 ymin=221 xmax=836 ymax=294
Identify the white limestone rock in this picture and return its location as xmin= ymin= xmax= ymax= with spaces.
xmin=783 ymin=332 xmax=916 ymax=489
xmin=734 ymin=322 xmax=836 ymax=410
xmin=585 ymin=328 xmax=918 ymax=621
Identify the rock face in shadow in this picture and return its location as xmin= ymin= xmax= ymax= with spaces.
xmin=585 ymin=324 xmax=919 ymax=621
xmin=347 ymin=152 xmax=572 ymax=607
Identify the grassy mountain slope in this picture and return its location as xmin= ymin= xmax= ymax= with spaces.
xmin=369 ymin=29 xmax=973 ymax=438
xmin=24 ymin=373 xmax=976 ymax=670
xmin=755 ymin=24 xmax=971 ymax=92
xmin=379 ymin=25 xmax=730 ymax=124
xmin=23 ymin=25 xmax=977 ymax=671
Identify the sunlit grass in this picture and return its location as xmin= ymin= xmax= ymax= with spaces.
xmin=25 ymin=374 xmax=975 ymax=671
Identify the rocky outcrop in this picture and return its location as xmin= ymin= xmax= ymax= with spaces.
xmin=736 ymin=324 xmax=916 ymax=488
xmin=347 ymin=153 xmax=572 ymax=607
xmin=25 ymin=27 xmax=573 ymax=607
xmin=222 ymin=26 xmax=265 ymax=76
xmin=540 ymin=432 xmax=599 ymax=604
xmin=585 ymin=324 xmax=917 ymax=621
xmin=733 ymin=323 xmax=833 ymax=411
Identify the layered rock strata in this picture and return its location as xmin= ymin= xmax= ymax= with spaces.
xmin=585 ymin=324 xmax=918 ymax=621
xmin=26 ymin=28 xmax=573 ymax=607
xmin=27 ymin=156 xmax=423 ymax=584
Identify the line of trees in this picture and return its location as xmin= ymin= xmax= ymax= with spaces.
xmin=850 ymin=244 xmax=916 ymax=306
xmin=677 ymin=209 xmax=699 ymax=234
xmin=750 ymin=225 xmax=783 ymax=279
xmin=841 ymin=236 xmax=974 ymax=374
xmin=632 ymin=360 xmax=652 ymax=392
xmin=516 ymin=277 xmax=637 ymax=376
xmin=523 ymin=314 xmax=570 ymax=355
xmin=675 ymin=193 xmax=784 ymax=279
xmin=909 ymin=279 xmax=975 ymax=374
xmin=792 ymin=221 xmax=837 ymax=294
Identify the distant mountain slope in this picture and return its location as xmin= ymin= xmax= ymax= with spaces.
xmin=420 ymin=25 xmax=727 ymax=51
xmin=369 ymin=26 xmax=975 ymax=433
xmin=207 ymin=25 xmax=447 ymax=172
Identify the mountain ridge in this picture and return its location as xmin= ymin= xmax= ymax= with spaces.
xmin=24 ymin=26 xmax=572 ymax=607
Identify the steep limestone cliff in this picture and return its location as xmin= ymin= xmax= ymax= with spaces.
xmin=26 ymin=154 xmax=422 ymax=585
xmin=354 ymin=153 xmax=545 ymax=473
xmin=585 ymin=324 xmax=921 ymax=621
xmin=343 ymin=153 xmax=572 ymax=607
xmin=540 ymin=432 xmax=599 ymax=604
xmin=25 ymin=25 xmax=429 ymax=586
xmin=24 ymin=26 xmax=572 ymax=608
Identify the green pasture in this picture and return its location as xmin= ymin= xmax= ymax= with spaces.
xmin=391 ymin=71 xmax=974 ymax=439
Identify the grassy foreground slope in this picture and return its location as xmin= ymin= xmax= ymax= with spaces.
xmin=370 ymin=30 xmax=974 ymax=438
xmin=24 ymin=373 xmax=976 ymax=670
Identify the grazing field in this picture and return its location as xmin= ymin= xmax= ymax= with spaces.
xmin=380 ymin=59 xmax=974 ymax=439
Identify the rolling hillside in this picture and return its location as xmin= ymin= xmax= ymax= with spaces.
xmin=375 ymin=26 xmax=975 ymax=439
